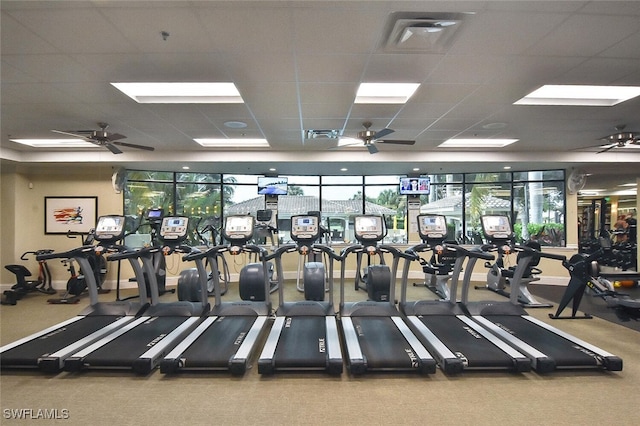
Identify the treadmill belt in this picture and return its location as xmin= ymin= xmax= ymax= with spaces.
xmin=487 ymin=315 xmax=601 ymax=367
xmin=82 ymin=317 xmax=188 ymax=367
xmin=351 ymin=317 xmax=418 ymax=370
xmin=180 ymin=316 xmax=257 ymax=369
xmin=419 ymin=316 xmax=514 ymax=368
xmin=1 ymin=316 xmax=122 ymax=367
xmin=274 ymin=316 xmax=327 ymax=368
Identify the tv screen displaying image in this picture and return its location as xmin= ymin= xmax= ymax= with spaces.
xmin=399 ymin=177 xmax=430 ymax=195
xmin=257 ymin=177 xmax=288 ymax=195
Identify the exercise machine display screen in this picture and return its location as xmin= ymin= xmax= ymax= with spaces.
xmin=354 ymin=215 xmax=384 ymax=242
xmin=290 ymin=215 xmax=320 ymax=241
xmin=481 ymin=215 xmax=512 ymax=240
xmin=160 ymin=217 xmax=189 ymax=241
xmin=224 ymin=215 xmax=255 ymax=241
xmin=417 ymin=214 xmax=447 ymax=240
xmin=94 ymin=215 xmax=126 ymax=241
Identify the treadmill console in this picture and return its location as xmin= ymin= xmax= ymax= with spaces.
xmin=481 ymin=215 xmax=514 ymax=242
xmin=159 ymin=217 xmax=189 ymax=242
xmin=94 ymin=215 xmax=126 ymax=243
xmin=417 ymin=214 xmax=447 ymax=241
xmin=354 ymin=215 xmax=385 ymax=244
xmin=223 ymin=215 xmax=255 ymax=244
xmin=290 ymin=215 xmax=320 ymax=243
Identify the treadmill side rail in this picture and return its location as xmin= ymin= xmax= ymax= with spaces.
xmin=258 ymin=316 xmax=286 ymax=374
xmin=471 ymin=315 xmax=555 ymax=373
xmin=325 ymin=316 xmax=343 ymax=375
xmin=230 ymin=316 xmax=269 ymax=375
xmin=391 ymin=316 xmax=437 ymax=374
xmin=522 ymin=316 xmax=622 ymax=371
xmin=406 ymin=316 xmax=463 ymax=374
xmin=134 ymin=317 xmax=202 ymax=375
xmin=341 ymin=317 xmax=366 ymax=375
xmin=0 ymin=316 xmax=86 ymax=354
xmin=38 ymin=316 xmax=136 ymax=373
xmin=161 ymin=317 xmax=218 ymax=374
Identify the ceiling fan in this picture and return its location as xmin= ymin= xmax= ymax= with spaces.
xmin=336 ymin=121 xmax=415 ymax=154
xmin=589 ymin=125 xmax=640 ymax=153
xmin=51 ymin=122 xmax=154 ymax=154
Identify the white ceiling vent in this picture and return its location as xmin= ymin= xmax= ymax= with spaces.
xmin=382 ymin=12 xmax=467 ymax=53
xmin=304 ymin=129 xmax=341 ymax=140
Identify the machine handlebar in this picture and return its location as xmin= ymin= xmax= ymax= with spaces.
xmin=36 ymin=245 xmax=96 ymax=261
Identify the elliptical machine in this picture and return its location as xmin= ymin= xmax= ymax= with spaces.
xmin=177 ymin=216 xmax=230 ymax=300
xmin=475 ymin=215 xmax=552 ymax=308
xmin=137 ymin=208 xmax=174 ymax=297
xmin=48 ymin=228 xmax=109 ymax=304
xmin=410 ymin=214 xmax=457 ymax=300
xmin=353 ymin=215 xmax=391 ymax=302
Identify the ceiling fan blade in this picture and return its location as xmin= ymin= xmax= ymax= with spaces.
xmin=366 ymin=143 xmax=378 ymax=154
xmin=51 ymin=130 xmax=89 ymax=139
xmin=372 ymin=128 xmax=394 ymax=140
xmin=379 ymin=139 xmax=415 ymax=145
xmin=113 ymin=141 xmax=155 ymax=151
xmin=597 ymin=144 xmax=617 ymax=154
xmin=107 ymin=133 xmax=127 ymax=141
xmin=104 ymin=142 xmax=123 ymax=154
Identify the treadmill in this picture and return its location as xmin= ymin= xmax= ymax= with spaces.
xmin=462 ymin=215 xmax=623 ymax=372
xmin=0 ymin=215 xmax=148 ymax=372
xmin=160 ymin=214 xmax=272 ymax=375
xmin=339 ymin=215 xmax=436 ymax=375
xmin=63 ymin=216 xmax=208 ymax=374
xmin=400 ymin=214 xmax=531 ymax=374
xmin=258 ymin=214 xmax=343 ymax=375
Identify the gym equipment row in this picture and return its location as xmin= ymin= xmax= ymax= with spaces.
xmin=0 ymin=212 xmax=624 ymax=377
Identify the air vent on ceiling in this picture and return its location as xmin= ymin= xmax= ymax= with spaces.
xmin=305 ymin=129 xmax=341 ymax=140
xmin=382 ymin=12 xmax=467 ymax=53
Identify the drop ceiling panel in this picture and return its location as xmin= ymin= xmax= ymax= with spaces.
xmin=295 ymin=54 xmax=368 ymax=83
xmin=8 ymin=8 xmax=136 ymax=53
xmin=528 ymin=14 xmax=640 ymax=57
xmin=0 ymin=13 xmax=57 ymax=54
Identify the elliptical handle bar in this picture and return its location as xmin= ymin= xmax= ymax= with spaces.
xmin=36 ymin=245 xmax=96 ymax=261
xmin=378 ymin=244 xmax=416 ymax=260
xmin=513 ymin=243 xmax=567 ymax=262
xmin=446 ymin=243 xmax=495 ymax=261
xmin=311 ymin=243 xmax=342 ymax=261
xmin=263 ymin=244 xmax=297 ymax=262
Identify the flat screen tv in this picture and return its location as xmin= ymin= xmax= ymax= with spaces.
xmin=258 ymin=177 xmax=288 ymax=195
xmin=399 ymin=177 xmax=430 ymax=195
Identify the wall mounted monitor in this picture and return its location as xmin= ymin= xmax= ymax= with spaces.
xmin=257 ymin=177 xmax=288 ymax=195
xmin=399 ymin=177 xmax=430 ymax=195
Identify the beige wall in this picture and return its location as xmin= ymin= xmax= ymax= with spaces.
xmin=1 ymin=167 xmax=583 ymax=290
xmin=1 ymin=167 xmax=122 ymax=287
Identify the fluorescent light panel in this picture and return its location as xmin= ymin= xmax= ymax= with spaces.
xmin=11 ymin=139 xmax=99 ymax=148
xmin=439 ymin=138 xmax=518 ymax=148
xmin=515 ymin=85 xmax=640 ymax=106
xmin=194 ymin=138 xmax=269 ymax=148
xmin=111 ymin=82 xmax=243 ymax=103
xmin=355 ymin=83 xmax=420 ymax=104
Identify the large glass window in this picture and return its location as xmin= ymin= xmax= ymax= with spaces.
xmin=123 ymin=169 xmax=567 ymax=247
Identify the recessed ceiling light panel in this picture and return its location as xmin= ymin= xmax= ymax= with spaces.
xmin=111 ymin=82 xmax=244 ymax=104
xmin=10 ymin=138 xmax=100 ymax=148
xmin=439 ymin=138 xmax=518 ymax=148
xmin=194 ymin=138 xmax=269 ymax=148
xmin=355 ymin=83 xmax=420 ymax=104
xmin=515 ymin=85 xmax=640 ymax=106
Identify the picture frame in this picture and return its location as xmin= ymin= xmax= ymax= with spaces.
xmin=44 ymin=196 xmax=98 ymax=235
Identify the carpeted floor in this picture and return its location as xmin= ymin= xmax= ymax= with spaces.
xmin=1 ymin=280 xmax=639 ymax=426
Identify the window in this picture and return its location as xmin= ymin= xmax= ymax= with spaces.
xmin=123 ymin=169 xmax=567 ymax=247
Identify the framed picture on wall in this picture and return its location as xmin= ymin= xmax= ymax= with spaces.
xmin=44 ymin=196 xmax=98 ymax=235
